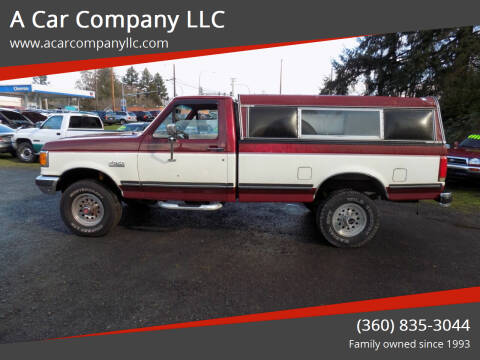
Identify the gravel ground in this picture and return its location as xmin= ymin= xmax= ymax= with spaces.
xmin=0 ymin=167 xmax=479 ymax=344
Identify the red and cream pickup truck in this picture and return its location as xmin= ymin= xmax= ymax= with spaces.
xmin=35 ymin=95 xmax=451 ymax=247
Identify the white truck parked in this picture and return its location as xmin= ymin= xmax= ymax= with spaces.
xmin=13 ymin=113 xmax=105 ymax=162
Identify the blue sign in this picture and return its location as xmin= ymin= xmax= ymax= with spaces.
xmin=0 ymin=85 xmax=32 ymax=93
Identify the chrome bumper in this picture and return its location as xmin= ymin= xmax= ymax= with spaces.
xmin=436 ymin=192 xmax=452 ymax=207
xmin=35 ymin=175 xmax=59 ymax=194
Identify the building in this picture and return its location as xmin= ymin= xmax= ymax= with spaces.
xmin=0 ymin=83 xmax=95 ymax=110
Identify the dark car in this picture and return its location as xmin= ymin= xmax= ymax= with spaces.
xmin=132 ymin=111 xmax=154 ymax=122
xmin=447 ymin=134 xmax=480 ymax=180
xmin=149 ymin=110 xmax=161 ymax=118
xmin=0 ymin=109 xmax=34 ymax=129
xmin=92 ymin=111 xmax=107 ymax=122
xmin=0 ymin=124 xmax=15 ymax=156
xmin=20 ymin=110 xmax=48 ymax=123
xmin=116 ymin=122 xmax=150 ymax=132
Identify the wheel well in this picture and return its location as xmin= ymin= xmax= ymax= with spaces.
xmin=57 ymin=168 xmax=122 ymax=199
xmin=315 ymin=173 xmax=387 ymax=201
xmin=16 ymin=138 xmax=32 ymax=146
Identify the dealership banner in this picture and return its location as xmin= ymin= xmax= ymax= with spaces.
xmin=0 ymin=0 xmax=479 ymax=358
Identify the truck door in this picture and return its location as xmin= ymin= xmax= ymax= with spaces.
xmin=137 ymin=99 xmax=232 ymax=202
xmin=33 ymin=115 xmax=64 ymax=152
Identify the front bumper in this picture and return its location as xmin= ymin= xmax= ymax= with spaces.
xmin=447 ymin=164 xmax=480 ymax=178
xmin=0 ymin=142 xmax=13 ymax=153
xmin=35 ymin=175 xmax=59 ymax=194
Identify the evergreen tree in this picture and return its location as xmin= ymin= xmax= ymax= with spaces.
xmin=122 ymin=66 xmax=139 ymax=86
xmin=152 ymin=72 xmax=168 ymax=104
xmin=321 ymin=26 xmax=480 ymax=140
xmin=139 ymin=68 xmax=153 ymax=92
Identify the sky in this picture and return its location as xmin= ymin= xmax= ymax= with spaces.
xmin=0 ymin=37 xmax=360 ymax=98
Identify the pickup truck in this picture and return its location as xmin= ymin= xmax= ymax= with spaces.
xmin=447 ymin=134 xmax=480 ymax=179
xmin=13 ymin=112 xmax=105 ymax=162
xmin=35 ymin=95 xmax=451 ymax=247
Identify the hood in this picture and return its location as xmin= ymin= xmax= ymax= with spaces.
xmin=43 ymin=132 xmax=142 ymax=152
xmin=448 ymin=147 xmax=480 ymax=159
xmin=13 ymin=127 xmax=38 ymax=138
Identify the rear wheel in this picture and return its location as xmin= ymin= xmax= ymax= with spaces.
xmin=316 ymin=190 xmax=379 ymax=247
xmin=17 ymin=142 xmax=37 ymax=163
xmin=60 ymin=179 xmax=122 ymax=237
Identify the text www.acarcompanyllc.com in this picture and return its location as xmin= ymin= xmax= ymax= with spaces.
xmin=9 ymin=37 xmax=168 ymax=52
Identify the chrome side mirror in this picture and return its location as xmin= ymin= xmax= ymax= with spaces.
xmin=166 ymin=123 xmax=177 ymax=137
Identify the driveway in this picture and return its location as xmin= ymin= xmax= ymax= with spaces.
xmin=0 ymin=167 xmax=479 ymax=343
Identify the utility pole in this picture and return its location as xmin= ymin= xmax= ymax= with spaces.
xmin=173 ymin=64 xmax=177 ymax=97
xmin=111 ymin=68 xmax=115 ymax=111
xmin=94 ymin=69 xmax=98 ymax=111
xmin=230 ymin=77 xmax=236 ymax=97
xmin=279 ymin=59 xmax=283 ymax=94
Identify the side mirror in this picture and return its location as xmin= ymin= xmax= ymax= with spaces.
xmin=36 ymin=122 xmax=42 ymax=128
xmin=445 ymin=144 xmax=451 ymax=149
xmin=166 ymin=123 xmax=177 ymax=137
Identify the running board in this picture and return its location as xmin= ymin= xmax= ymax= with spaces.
xmin=157 ymin=201 xmax=223 ymax=211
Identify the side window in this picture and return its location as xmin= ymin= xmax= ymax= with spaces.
xmin=154 ymin=104 xmax=218 ymax=139
xmin=69 ymin=116 xmax=103 ymax=129
xmin=301 ymin=109 xmax=380 ymax=138
xmin=384 ymin=109 xmax=434 ymax=141
xmin=248 ymin=107 xmax=298 ymax=138
xmin=41 ymin=116 xmax=63 ymax=130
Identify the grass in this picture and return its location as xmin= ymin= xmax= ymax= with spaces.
xmin=104 ymin=125 xmax=121 ymax=130
xmin=443 ymin=182 xmax=480 ymax=212
xmin=0 ymin=153 xmax=40 ymax=168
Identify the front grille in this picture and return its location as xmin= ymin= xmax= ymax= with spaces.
xmin=447 ymin=157 xmax=468 ymax=165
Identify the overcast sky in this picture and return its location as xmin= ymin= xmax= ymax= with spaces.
xmin=1 ymin=37 xmax=360 ymax=97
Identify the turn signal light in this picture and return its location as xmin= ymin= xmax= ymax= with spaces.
xmin=438 ymin=156 xmax=447 ymax=182
xmin=39 ymin=151 xmax=49 ymax=167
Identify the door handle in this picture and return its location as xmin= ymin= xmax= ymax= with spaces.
xmin=208 ymin=146 xmax=225 ymax=152
xmin=56 ymin=132 xmax=61 ymax=135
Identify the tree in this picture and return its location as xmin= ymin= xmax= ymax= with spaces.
xmin=33 ymin=75 xmax=49 ymax=85
xmin=321 ymin=26 xmax=480 ymax=141
xmin=122 ymin=66 xmax=139 ymax=86
xmin=139 ymin=68 xmax=153 ymax=92
xmin=152 ymin=72 xmax=168 ymax=104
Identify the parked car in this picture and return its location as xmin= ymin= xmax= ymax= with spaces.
xmin=92 ymin=111 xmax=107 ymax=122
xmin=0 ymin=124 xmax=15 ymax=156
xmin=447 ymin=134 xmax=480 ymax=180
xmin=105 ymin=111 xmax=137 ymax=125
xmin=117 ymin=122 xmax=150 ymax=132
xmin=0 ymin=108 xmax=34 ymax=129
xmin=132 ymin=111 xmax=154 ymax=122
xmin=35 ymin=95 xmax=450 ymax=246
xmin=13 ymin=113 xmax=105 ymax=162
xmin=150 ymin=110 xmax=161 ymax=118
xmin=20 ymin=110 xmax=48 ymax=124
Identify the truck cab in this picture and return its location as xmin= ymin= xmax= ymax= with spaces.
xmin=13 ymin=112 xmax=104 ymax=162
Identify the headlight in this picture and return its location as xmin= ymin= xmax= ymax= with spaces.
xmin=469 ymin=158 xmax=480 ymax=165
xmin=39 ymin=151 xmax=49 ymax=167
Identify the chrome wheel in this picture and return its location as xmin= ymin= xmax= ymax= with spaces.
xmin=71 ymin=193 xmax=104 ymax=227
xmin=332 ymin=202 xmax=367 ymax=237
xmin=20 ymin=147 xmax=33 ymax=161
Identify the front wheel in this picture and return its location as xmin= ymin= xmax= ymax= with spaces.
xmin=316 ymin=190 xmax=379 ymax=248
xmin=60 ymin=179 xmax=123 ymax=237
xmin=17 ymin=142 xmax=37 ymax=163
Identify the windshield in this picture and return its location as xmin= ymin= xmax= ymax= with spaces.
xmin=459 ymin=135 xmax=480 ymax=149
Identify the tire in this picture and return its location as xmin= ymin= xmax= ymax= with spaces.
xmin=303 ymin=202 xmax=317 ymax=212
xmin=9 ymin=150 xmax=17 ymax=157
xmin=60 ymin=179 xmax=123 ymax=237
xmin=316 ymin=190 xmax=379 ymax=248
xmin=17 ymin=142 xmax=37 ymax=163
